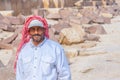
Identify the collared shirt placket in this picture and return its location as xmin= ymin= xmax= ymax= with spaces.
xmin=33 ymin=47 xmax=39 ymax=80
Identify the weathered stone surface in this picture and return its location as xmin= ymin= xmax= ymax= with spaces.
xmin=84 ymin=24 xmax=107 ymax=34
xmin=59 ymin=28 xmax=79 ymax=45
xmin=12 ymin=39 xmax=20 ymax=48
xmin=63 ymin=41 xmax=97 ymax=58
xmin=0 ymin=67 xmax=15 ymax=80
xmin=100 ymin=12 xmax=113 ymax=18
xmin=99 ymin=6 xmax=120 ymax=16
xmin=0 ymin=11 xmax=13 ymax=16
xmin=70 ymin=52 xmax=120 ymax=80
xmin=38 ymin=9 xmax=49 ymax=18
xmin=59 ymin=8 xmax=73 ymax=19
xmin=7 ymin=16 xmax=25 ymax=25
xmin=84 ymin=34 xmax=100 ymax=41
xmin=79 ymin=8 xmax=112 ymax=24
xmin=0 ymin=49 xmax=13 ymax=66
xmin=70 ymin=22 xmax=86 ymax=36
xmin=46 ymin=13 xmax=61 ymax=20
xmin=14 ymin=26 xmax=22 ymax=33
xmin=0 ymin=29 xmax=3 ymax=33
xmin=80 ymin=8 xmax=98 ymax=20
xmin=47 ymin=19 xmax=58 ymax=26
xmin=92 ymin=16 xmax=111 ymax=24
xmin=80 ymin=17 xmax=90 ymax=24
xmin=0 ymin=60 xmax=4 ymax=68
xmin=64 ymin=47 xmax=79 ymax=58
xmin=81 ymin=1 xmax=93 ymax=6
xmin=92 ymin=16 xmax=105 ymax=24
xmin=69 ymin=17 xmax=81 ymax=24
xmin=47 ymin=8 xmax=60 ymax=14
xmin=2 ymin=17 xmax=11 ymax=25
xmin=0 ymin=47 xmax=16 ymax=80
xmin=108 ymin=6 xmax=120 ymax=16
xmin=52 ymin=20 xmax=71 ymax=34
xmin=103 ymin=17 xmax=111 ymax=24
xmin=0 ymin=42 xmax=12 ymax=49
xmin=0 ymin=22 xmax=15 ymax=32
xmin=0 ymin=13 xmax=4 ymax=20
xmin=74 ymin=0 xmax=81 ymax=7
xmin=49 ymin=28 xmax=58 ymax=42
xmin=2 ymin=25 xmax=21 ymax=44
xmin=0 ymin=30 xmax=14 ymax=41
xmin=76 ymin=13 xmax=83 ymax=18
xmin=59 ymin=25 xmax=85 ymax=45
xmin=12 ymin=27 xmax=22 ymax=47
xmin=2 ymin=32 xmax=18 ymax=44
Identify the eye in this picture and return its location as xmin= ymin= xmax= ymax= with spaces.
xmin=37 ymin=27 xmax=45 ymax=32
xmin=29 ymin=28 xmax=35 ymax=32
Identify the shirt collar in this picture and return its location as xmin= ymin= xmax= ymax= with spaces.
xmin=29 ymin=37 xmax=47 ymax=48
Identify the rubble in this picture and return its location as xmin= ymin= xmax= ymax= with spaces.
xmin=0 ymin=60 xmax=4 ymax=68
xmin=84 ymin=24 xmax=107 ymax=34
xmin=0 ymin=0 xmax=120 ymax=80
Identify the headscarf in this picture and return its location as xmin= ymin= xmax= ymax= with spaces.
xmin=14 ymin=15 xmax=49 ymax=72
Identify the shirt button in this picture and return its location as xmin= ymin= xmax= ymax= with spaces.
xmin=35 ymin=57 xmax=37 ymax=59
xmin=35 ymin=48 xmax=37 ymax=50
xmin=33 ymin=75 xmax=36 ymax=78
xmin=34 ymin=66 xmax=36 ymax=68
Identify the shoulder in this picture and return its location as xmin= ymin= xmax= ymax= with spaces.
xmin=18 ymin=42 xmax=31 ymax=56
xmin=45 ymin=39 xmax=64 ymax=54
xmin=44 ymin=39 xmax=65 ymax=58
xmin=46 ymin=39 xmax=63 ymax=49
xmin=21 ymin=42 xmax=30 ymax=51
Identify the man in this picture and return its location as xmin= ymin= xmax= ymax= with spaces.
xmin=14 ymin=15 xmax=71 ymax=80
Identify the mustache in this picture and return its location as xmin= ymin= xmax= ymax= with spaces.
xmin=32 ymin=34 xmax=41 ymax=37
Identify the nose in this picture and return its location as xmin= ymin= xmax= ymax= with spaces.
xmin=34 ymin=29 xmax=38 ymax=34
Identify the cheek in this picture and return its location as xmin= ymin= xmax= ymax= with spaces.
xmin=28 ymin=32 xmax=33 ymax=36
xmin=38 ymin=31 xmax=45 ymax=35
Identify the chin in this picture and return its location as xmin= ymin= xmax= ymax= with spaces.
xmin=33 ymin=39 xmax=41 ymax=42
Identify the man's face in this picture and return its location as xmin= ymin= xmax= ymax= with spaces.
xmin=29 ymin=26 xmax=45 ymax=42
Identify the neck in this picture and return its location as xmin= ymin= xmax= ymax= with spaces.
xmin=32 ymin=41 xmax=41 ymax=46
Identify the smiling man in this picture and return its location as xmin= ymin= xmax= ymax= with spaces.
xmin=14 ymin=16 xmax=71 ymax=80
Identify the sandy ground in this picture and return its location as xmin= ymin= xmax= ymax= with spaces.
xmin=70 ymin=16 xmax=120 ymax=80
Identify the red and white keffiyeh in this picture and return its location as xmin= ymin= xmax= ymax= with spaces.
xmin=14 ymin=15 xmax=49 ymax=72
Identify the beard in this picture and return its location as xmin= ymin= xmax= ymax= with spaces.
xmin=31 ymin=34 xmax=44 ymax=42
